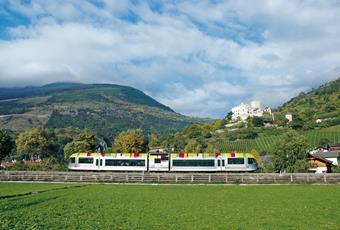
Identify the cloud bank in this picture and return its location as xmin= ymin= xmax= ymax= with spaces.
xmin=0 ymin=0 xmax=339 ymax=118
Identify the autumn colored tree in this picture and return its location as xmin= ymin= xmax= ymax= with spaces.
xmin=16 ymin=129 xmax=47 ymax=160
xmin=250 ymin=149 xmax=261 ymax=165
xmin=184 ymin=139 xmax=202 ymax=153
xmin=114 ymin=129 xmax=145 ymax=153
xmin=148 ymin=133 xmax=160 ymax=149
xmin=205 ymin=143 xmax=219 ymax=153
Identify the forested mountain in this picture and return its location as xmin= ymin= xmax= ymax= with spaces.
xmin=0 ymin=83 xmax=206 ymax=141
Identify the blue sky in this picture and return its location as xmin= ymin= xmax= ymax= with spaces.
xmin=0 ymin=0 xmax=340 ymax=118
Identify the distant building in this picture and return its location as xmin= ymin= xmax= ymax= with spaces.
xmin=307 ymin=153 xmax=333 ymax=173
xmin=285 ymin=113 xmax=293 ymax=122
xmin=231 ymin=100 xmax=266 ymax=121
xmin=313 ymin=151 xmax=339 ymax=166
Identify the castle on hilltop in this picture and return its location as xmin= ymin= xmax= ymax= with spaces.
xmin=231 ymin=101 xmax=271 ymax=121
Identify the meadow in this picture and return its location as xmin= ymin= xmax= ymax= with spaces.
xmin=1 ymin=183 xmax=340 ymax=229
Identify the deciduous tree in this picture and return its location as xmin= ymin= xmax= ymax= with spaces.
xmin=271 ymin=130 xmax=309 ymax=173
xmin=184 ymin=139 xmax=202 ymax=153
xmin=0 ymin=130 xmax=15 ymax=161
xmin=16 ymin=129 xmax=47 ymax=160
xmin=63 ymin=129 xmax=99 ymax=159
xmin=114 ymin=129 xmax=145 ymax=153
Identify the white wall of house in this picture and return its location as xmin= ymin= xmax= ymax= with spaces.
xmin=325 ymin=157 xmax=338 ymax=166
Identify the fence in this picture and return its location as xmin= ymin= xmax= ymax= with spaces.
xmin=1 ymin=171 xmax=340 ymax=184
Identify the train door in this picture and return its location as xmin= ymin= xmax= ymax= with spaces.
xmin=148 ymin=153 xmax=169 ymax=171
xmin=95 ymin=158 xmax=103 ymax=170
xmin=217 ymin=158 xmax=225 ymax=171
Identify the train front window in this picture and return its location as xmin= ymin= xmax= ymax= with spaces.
xmin=69 ymin=158 xmax=75 ymax=164
xmin=248 ymin=158 xmax=257 ymax=165
xmin=78 ymin=158 xmax=93 ymax=164
xmin=227 ymin=158 xmax=244 ymax=165
xmin=172 ymin=160 xmax=215 ymax=167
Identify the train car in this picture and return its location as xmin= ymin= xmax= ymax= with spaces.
xmin=170 ymin=152 xmax=257 ymax=172
xmin=68 ymin=152 xmax=257 ymax=172
xmin=148 ymin=149 xmax=169 ymax=172
xmin=68 ymin=152 xmax=148 ymax=171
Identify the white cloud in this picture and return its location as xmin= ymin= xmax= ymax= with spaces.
xmin=0 ymin=0 xmax=339 ymax=118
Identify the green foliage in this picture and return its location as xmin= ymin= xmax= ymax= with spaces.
xmin=114 ymin=129 xmax=146 ymax=153
xmin=6 ymin=158 xmax=67 ymax=171
xmin=251 ymin=116 xmax=265 ymax=127
xmin=270 ymin=131 xmax=310 ymax=173
xmin=63 ymin=129 xmax=99 ymax=159
xmin=0 ymin=130 xmax=15 ymax=161
xmin=148 ymin=133 xmax=160 ymax=149
xmin=16 ymin=129 xmax=47 ymax=160
xmin=278 ymin=77 xmax=340 ymax=130
xmin=0 ymin=83 xmax=208 ymax=140
xmin=184 ymin=139 xmax=202 ymax=153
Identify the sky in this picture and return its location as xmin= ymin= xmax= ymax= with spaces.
xmin=0 ymin=0 xmax=340 ymax=118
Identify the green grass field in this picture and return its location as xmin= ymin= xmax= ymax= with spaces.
xmin=1 ymin=183 xmax=340 ymax=229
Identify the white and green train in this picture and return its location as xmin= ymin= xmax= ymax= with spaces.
xmin=68 ymin=151 xmax=257 ymax=172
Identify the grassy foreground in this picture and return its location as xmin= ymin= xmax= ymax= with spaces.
xmin=1 ymin=183 xmax=340 ymax=229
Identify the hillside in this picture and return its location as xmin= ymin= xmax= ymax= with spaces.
xmin=158 ymin=77 xmax=340 ymax=153
xmin=277 ymin=77 xmax=340 ymax=127
xmin=0 ymin=83 xmax=206 ymax=140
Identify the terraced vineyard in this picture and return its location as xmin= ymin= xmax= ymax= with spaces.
xmin=213 ymin=126 xmax=340 ymax=152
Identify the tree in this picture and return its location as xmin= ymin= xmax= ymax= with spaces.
xmin=148 ymin=133 xmax=160 ymax=149
xmin=250 ymin=149 xmax=261 ymax=165
xmin=319 ymin=138 xmax=330 ymax=148
xmin=184 ymin=139 xmax=202 ymax=153
xmin=252 ymin=116 xmax=265 ymax=127
xmin=225 ymin=111 xmax=233 ymax=121
xmin=16 ymin=129 xmax=47 ymax=160
xmin=63 ymin=129 xmax=99 ymax=159
xmin=271 ymin=130 xmax=310 ymax=173
xmin=114 ymin=129 xmax=145 ymax=153
xmin=205 ymin=143 xmax=218 ymax=153
xmin=0 ymin=130 xmax=15 ymax=161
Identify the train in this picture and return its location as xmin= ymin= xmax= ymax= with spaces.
xmin=68 ymin=151 xmax=258 ymax=172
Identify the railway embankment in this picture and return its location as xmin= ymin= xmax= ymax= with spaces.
xmin=1 ymin=170 xmax=340 ymax=184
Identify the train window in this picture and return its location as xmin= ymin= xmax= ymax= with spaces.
xmin=227 ymin=158 xmax=244 ymax=165
xmin=248 ymin=158 xmax=256 ymax=164
xmin=155 ymin=159 xmax=161 ymax=164
xmin=105 ymin=159 xmax=145 ymax=167
xmin=172 ymin=160 xmax=215 ymax=167
xmin=78 ymin=158 xmax=93 ymax=164
xmin=160 ymin=155 xmax=168 ymax=160
xmin=69 ymin=158 xmax=75 ymax=164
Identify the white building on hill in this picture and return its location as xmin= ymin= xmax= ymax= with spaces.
xmin=231 ymin=100 xmax=267 ymax=121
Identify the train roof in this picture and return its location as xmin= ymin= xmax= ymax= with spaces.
xmin=69 ymin=152 xmax=255 ymax=158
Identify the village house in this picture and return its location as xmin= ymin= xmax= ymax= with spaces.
xmin=307 ymin=153 xmax=333 ymax=173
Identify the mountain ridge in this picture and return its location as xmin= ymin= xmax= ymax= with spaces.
xmin=0 ymin=82 xmax=207 ymax=140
